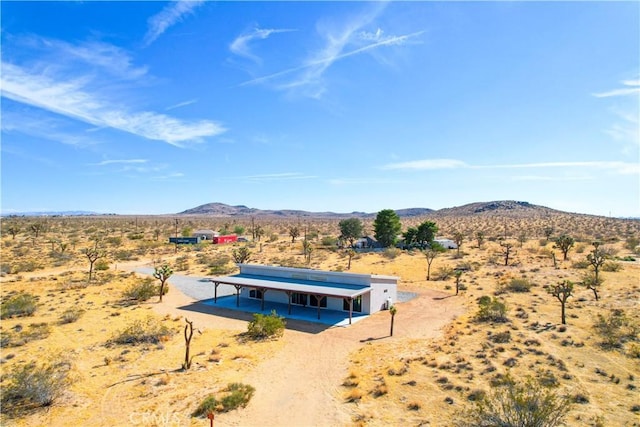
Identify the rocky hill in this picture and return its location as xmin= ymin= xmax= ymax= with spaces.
xmin=178 ymin=203 xmax=434 ymax=218
xmin=432 ymin=200 xmax=562 ymax=217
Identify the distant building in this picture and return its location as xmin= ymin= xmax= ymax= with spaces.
xmin=434 ymin=238 xmax=458 ymax=249
xmin=193 ymin=229 xmax=218 ymax=240
xmin=354 ymin=236 xmax=381 ymax=249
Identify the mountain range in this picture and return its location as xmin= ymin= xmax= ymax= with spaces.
xmin=177 ymin=200 xmax=565 ymax=218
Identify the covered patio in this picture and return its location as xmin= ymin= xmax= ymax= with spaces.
xmin=209 ymin=274 xmax=372 ymax=325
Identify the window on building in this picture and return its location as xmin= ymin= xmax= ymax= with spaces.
xmin=309 ymin=295 xmax=327 ymax=308
xmin=291 ymin=293 xmax=308 ymax=306
xmin=249 ymin=289 xmax=263 ymax=299
xmin=343 ymin=296 xmax=362 ymax=312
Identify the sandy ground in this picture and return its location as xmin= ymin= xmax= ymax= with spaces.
xmin=151 ymin=282 xmax=465 ymax=426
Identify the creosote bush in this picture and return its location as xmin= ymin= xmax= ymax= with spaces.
xmin=122 ymin=278 xmax=164 ymax=302
xmin=1 ymin=357 xmax=72 ymax=416
xmin=110 ymin=317 xmax=172 ymax=345
xmin=193 ymin=383 xmax=255 ymax=416
xmin=246 ymin=310 xmax=286 ymax=340
xmin=60 ymin=307 xmax=84 ymax=324
xmin=476 ymin=296 xmax=508 ymax=323
xmin=1 ymin=293 xmax=37 ymax=319
xmin=459 ymin=375 xmax=572 ymax=427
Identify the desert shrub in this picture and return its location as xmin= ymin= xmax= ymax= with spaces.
xmin=489 ymin=331 xmax=511 ymax=344
xmin=123 ymin=278 xmax=158 ymax=302
xmin=60 ymin=308 xmax=84 ymax=324
xmin=383 ymin=248 xmax=401 ymax=259
xmin=505 ymin=278 xmax=533 ymax=293
xmin=321 ymin=236 xmax=338 ymax=247
xmin=95 ymin=259 xmax=110 ymax=271
xmin=246 ymin=310 xmax=285 ymax=340
xmin=460 ymin=376 xmax=572 ymax=427
xmin=175 ymin=255 xmax=190 ymax=271
xmin=594 ymin=309 xmax=638 ymax=350
xmin=1 ymin=357 xmax=72 ymax=416
xmin=1 ymin=293 xmax=37 ymax=319
xmin=207 ymin=254 xmax=233 ymax=275
xmin=105 ymin=236 xmax=122 ymax=246
xmin=619 ymin=256 xmax=636 ymax=262
xmin=113 ymin=249 xmax=135 ymax=261
xmin=192 ymin=383 xmax=255 ymax=416
xmin=11 ymin=259 xmax=43 ymax=273
xmin=625 ymin=237 xmax=640 ymax=251
xmin=110 ymin=317 xmax=172 ymax=345
xmin=476 ymin=296 xmax=507 ymax=323
xmin=3 ymin=323 xmax=52 ymax=347
xmin=602 ymin=261 xmax=622 ymax=272
xmin=433 ymin=266 xmax=454 ymax=281
xmin=571 ymin=260 xmax=590 ymax=269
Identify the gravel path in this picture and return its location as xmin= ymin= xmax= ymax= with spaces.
xmin=133 ymin=267 xmax=237 ymax=301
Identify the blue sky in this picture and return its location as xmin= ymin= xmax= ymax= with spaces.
xmin=1 ymin=1 xmax=638 ymax=217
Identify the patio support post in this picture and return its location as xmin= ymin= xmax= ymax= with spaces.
xmin=260 ymin=288 xmax=267 ymax=311
xmin=314 ymin=294 xmax=325 ymax=319
xmin=213 ymin=281 xmax=219 ymax=303
xmin=285 ymin=291 xmax=292 ymax=315
xmin=234 ymin=285 xmax=243 ymax=307
xmin=348 ymin=297 xmax=353 ymax=325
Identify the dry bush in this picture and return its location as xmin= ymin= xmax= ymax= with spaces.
xmin=109 ymin=317 xmax=172 ymax=345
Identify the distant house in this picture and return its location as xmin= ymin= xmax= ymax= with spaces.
xmin=354 ymin=236 xmax=381 ymax=249
xmin=434 ymin=238 xmax=458 ymax=249
xmin=193 ymin=229 xmax=218 ymax=240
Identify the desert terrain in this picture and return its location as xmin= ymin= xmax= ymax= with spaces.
xmin=1 ymin=205 xmax=639 ymax=426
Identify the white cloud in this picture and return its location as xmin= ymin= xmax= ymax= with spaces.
xmin=143 ymin=0 xmax=205 ymax=47
xmin=230 ymin=27 xmax=296 ymax=64
xmin=1 ymin=61 xmax=225 ymax=147
xmin=239 ymin=4 xmax=423 ymax=98
xmin=593 ymin=78 xmax=640 ymax=98
xmin=380 ymin=158 xmax=639 ymax=175
xmin=165 ymin=99 xmax=198 ymax=111
xmin=381 ymin=159 xmax=468 ymax=170
xmin=91 ymin=159 xmax=148 ymax=166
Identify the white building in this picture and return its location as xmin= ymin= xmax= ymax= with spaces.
xmin=434 ymin=238 xmax=458 ymax=249
xmin=209 ymin=264 xmax=398 ymax=324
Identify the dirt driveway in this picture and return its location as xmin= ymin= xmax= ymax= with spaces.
xmin=153 ymin=283 xmax=465 ymax=427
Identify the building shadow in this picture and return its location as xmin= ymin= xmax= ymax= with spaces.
xmin=177 ymin=300 xmax=334 ymax=335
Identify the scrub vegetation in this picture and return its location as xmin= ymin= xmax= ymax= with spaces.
xmin=0 ymin=207 xmax=639 ymax=425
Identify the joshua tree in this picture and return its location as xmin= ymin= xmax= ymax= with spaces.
xmin=6 ymin=224 xmax=20 ymax=240
xmin=30 ymin=222 xmax=45 ymax=239
xmin=553 ymin=234 xmax=575 ymax=261
xmin=389 ymin=305 xmax=397 ymax=337
xmin=453 ymin=231 xmax=464 ymax=256
xmin=499 ymin=240 xmax=516 ymax=266
xmin=475 ymin=231 xmax=485 ymax=249
xmin=543 ymin=226 xmax=555 ymax=241
xmin=454 ymin=270 xmax=464 ymax=295
xmin=82 ymin=240 xmax=106 ymax=282
xmin=586 ymin=241 xmax=608 ymax=287
xmin=232 ymin=247 xmax=252 ymax=264
xmin=581 ymin=272 xmax=603 ymax=302
xmin=288 ymin=225 xmax=300 ymax=243
xmin=183 ymin=318 xmax=195 ymax=370
xmin=154 ymin=264 xmax=173 ymax=303
xmin=302 ymin=239 xmax=313 ymax=264
xmin=423 ymin=242 xmax=446 ymax=281
xmin=550 ymin=280 xmax=573 ymax=325
xmin=346 ymin=249 xmax=356 ymax=270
